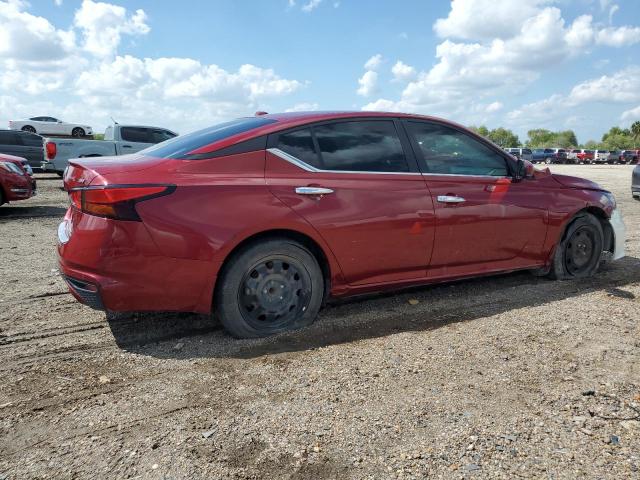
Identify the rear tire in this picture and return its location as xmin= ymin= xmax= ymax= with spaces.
xmin=214 ymin=238 xmax=324 ymax=338
xmin=549 ymin=213 xmax=603 ymax=280
xmin=21 ymin=125 xmax=36 ymax=133
xmin=72 ymin=127 xmax=85 ymax=138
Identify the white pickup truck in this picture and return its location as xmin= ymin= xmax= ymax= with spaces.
xmin=42 ymin=124 xmax=177 ymax=175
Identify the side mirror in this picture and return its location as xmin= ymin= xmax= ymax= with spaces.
xmin=513 ymin=158 xmax=534 ymax=182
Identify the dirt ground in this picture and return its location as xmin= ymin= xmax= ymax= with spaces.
xmin=0 ymin=165 xmax=638 ymax=479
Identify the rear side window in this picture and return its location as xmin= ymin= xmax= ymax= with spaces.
xmin=407 ymin=122 xmax=508 ymax=176
xmin=121 ymin=127 xmax=151 ymax=143
xmin=0 ymin=131 xmax=18 ymax=145
xmin=140 ymin=117 xmax=277 ymax=158
xmin=276 ymin=128 xmax=321 ymax=168
xmin=313 ymin=120 xmax=408 ymax=172
xmin=18 ymin=133 xmax=42 ymax=147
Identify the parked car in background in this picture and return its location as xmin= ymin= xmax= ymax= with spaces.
xmin=42 ymin=124 xmax=178 ymax=175
xmin=0 ymin=153 xmax=36 ymax=205
xmin=553 ymin=148 xmax=569 ymax=164
xmin=568 ymin=149 xmax=581 ymax=163
xmin=594 ymin=150 xmax=609 ymax=164
xmin=505 ymin=148 xmax=533 ymax=162
xmin=9 ymin=117 xmax=93 ymax=138
xmin=531 ymin=148 xmax=563 ymax=164
xmin=57 ymin=111 xmax=625 ymax=339
xmin=607 ymin=150 xmax=623 ymax=164
xmin=633 ymin=164 xmax=640 ymax=199
xmin=0 ymin=129 xmax=44 ymax=171
xmin=621 ymin=150 xmax=639 ymax=164
xmin=577 ymin=149 xmax=595 ymax=164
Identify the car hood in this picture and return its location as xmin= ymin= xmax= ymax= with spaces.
xmin=552 ymin=173 xmax=606 ymax=191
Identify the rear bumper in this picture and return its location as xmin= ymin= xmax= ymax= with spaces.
xmin=610 ymin=210 xmax=626 ymax=260
xmin=57 ymin=212 xmax=220 ymax=314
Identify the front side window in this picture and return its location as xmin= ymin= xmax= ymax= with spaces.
xmin=407 ymin=122 xmax=508 ymax=176
xmin=313 ymin=120 xmax=408 ymax=172
xmin=276 ymin=128 xmax=321 ymax=168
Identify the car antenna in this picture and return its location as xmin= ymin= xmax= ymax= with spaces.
xmin=110 ymin=116 xmax=119 ymax=125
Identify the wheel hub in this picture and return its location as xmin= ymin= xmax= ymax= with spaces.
xmin=565 ymin=227 xmax=596 ymax=274
xmin=238 ymin=257 xmax=310 ymax=327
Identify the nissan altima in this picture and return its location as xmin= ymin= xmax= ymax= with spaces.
xmin=58 ymin=112 xmax=625 ymax=338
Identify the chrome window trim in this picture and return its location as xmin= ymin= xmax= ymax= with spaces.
xmin=267 ymin=147 xmax=422 ymax=176
xmin=421 ymin=173 xmax=510 ymax=179
xmin=268 ymin=148 xmax=511 ymax=179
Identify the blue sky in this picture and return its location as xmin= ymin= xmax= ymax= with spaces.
xmin=1 ymin=0 xmax=639 ymax=144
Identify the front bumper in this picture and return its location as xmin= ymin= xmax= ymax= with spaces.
xmin=609 ymin=210 xmax=626 ymax=260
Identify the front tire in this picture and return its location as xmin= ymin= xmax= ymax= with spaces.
xmin=72 ymin=127 xmax=85 ymax=138
xmin=550 ymin=213 xmax=604 ymax=280
xmin=215 ymin=238 xmax=324 ymax=338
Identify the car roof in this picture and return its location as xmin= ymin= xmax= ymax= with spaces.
xmin=190 ymin=111 xmax=467 ymax=155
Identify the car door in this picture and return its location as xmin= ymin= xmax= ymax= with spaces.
xmin=119 ymin=127 xmax=153 ymax=153
xmin=16 ymin=133 xmax=44 ymax=168
xmin=265 ymin=119 xmax=435 ymax=286
xmin=403 ymin=121 xmax=549 ymax=279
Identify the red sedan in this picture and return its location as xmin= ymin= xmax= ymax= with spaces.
xmin=58 ymin=112 xmax=626 ymax=338
xmin=0 ymin=153 xmax=36 ymax=205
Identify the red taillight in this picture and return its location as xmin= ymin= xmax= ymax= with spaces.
xmin=70 ymin=185 xmax=175 ymax=221
xmin=45 ymin=141 xmax=57 ymax=160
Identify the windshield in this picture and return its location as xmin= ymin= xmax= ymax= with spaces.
xmin=139 ymin=117 xmax=277 ymax=158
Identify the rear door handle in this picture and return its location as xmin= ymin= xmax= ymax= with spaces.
xmin=437 ymin=195 xmax=466 ymax=204
xmin=295 ymin=187 xmax=334 ymax=196
xmin=121 ymin=145 xmax=132 ymax=149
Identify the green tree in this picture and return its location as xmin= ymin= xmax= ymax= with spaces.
xmin=583 ymin=140 xmax=599 ymax=149
xmin=469 ymin=125 xmax=490 ymax=137
xmin=631 ymin=121 xmax=640 ymax=148
xmin=487 ymin=127 xmax=520 ymax=147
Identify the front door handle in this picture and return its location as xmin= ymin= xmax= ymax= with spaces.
xmin=121 ymin=145 xmax=132 ymax=149
xmin=295 ymin=187 xmax=334 ymax=196
xmin=437 ymin=195 xmax=466 ymax=204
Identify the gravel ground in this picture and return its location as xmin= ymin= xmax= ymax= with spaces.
xmin=0 ymin=165 xmax=638 ymax=479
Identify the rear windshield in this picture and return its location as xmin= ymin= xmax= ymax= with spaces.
xmin=139 ymin=117 xmax=277 ymax=158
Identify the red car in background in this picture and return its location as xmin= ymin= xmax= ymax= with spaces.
xmin=0 ymin=153 xmax=36 ymax=205
xmin=576 ymin=149 xmax=595 ymax=164
xmin=58 ymin=112 xmax=626 ymax=338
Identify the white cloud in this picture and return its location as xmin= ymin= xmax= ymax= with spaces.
xmin=74 ymin=0 xmax=150 ymax=57
xmin=391 ymin=61 xmax=416 ymax=82
xmin=356 ymin=70 xmax=378 ymax=97
xmin=621 ymin=105 xmax=640 ymax=122
xmin=364 ymin=54 xmax=383 ymax=71
xmin=54 ymin=0 xmax=63 ymax=5
xmin=0 ymin=0 xmax=76 ymax=61
xmin=506 ymin=67 xmax=640 ymax=126
xmin=363 ymin=1 xmax=640 ymax=126
xmin=433 ymin=0 xmax=545 ymax=41
xmin=0 ymin=1 xmax=305 ymax=134
xmin=485 ymin=101 xmax=503 ymax=113
xmin=609 ymin=4 xmax=619 ymax=24
xmin=567 ymin=67 xmax=640 ymax=104
xmin=301 ymin=0 xmax=322 ymax=12
xmin=595 ymin=25 xmax=640 ymax=47
xmin=285 ymin=102 xmax=320 ymax=112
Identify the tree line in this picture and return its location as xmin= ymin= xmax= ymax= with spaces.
xmin=469 ymin=121 xmax=640 ymax=150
